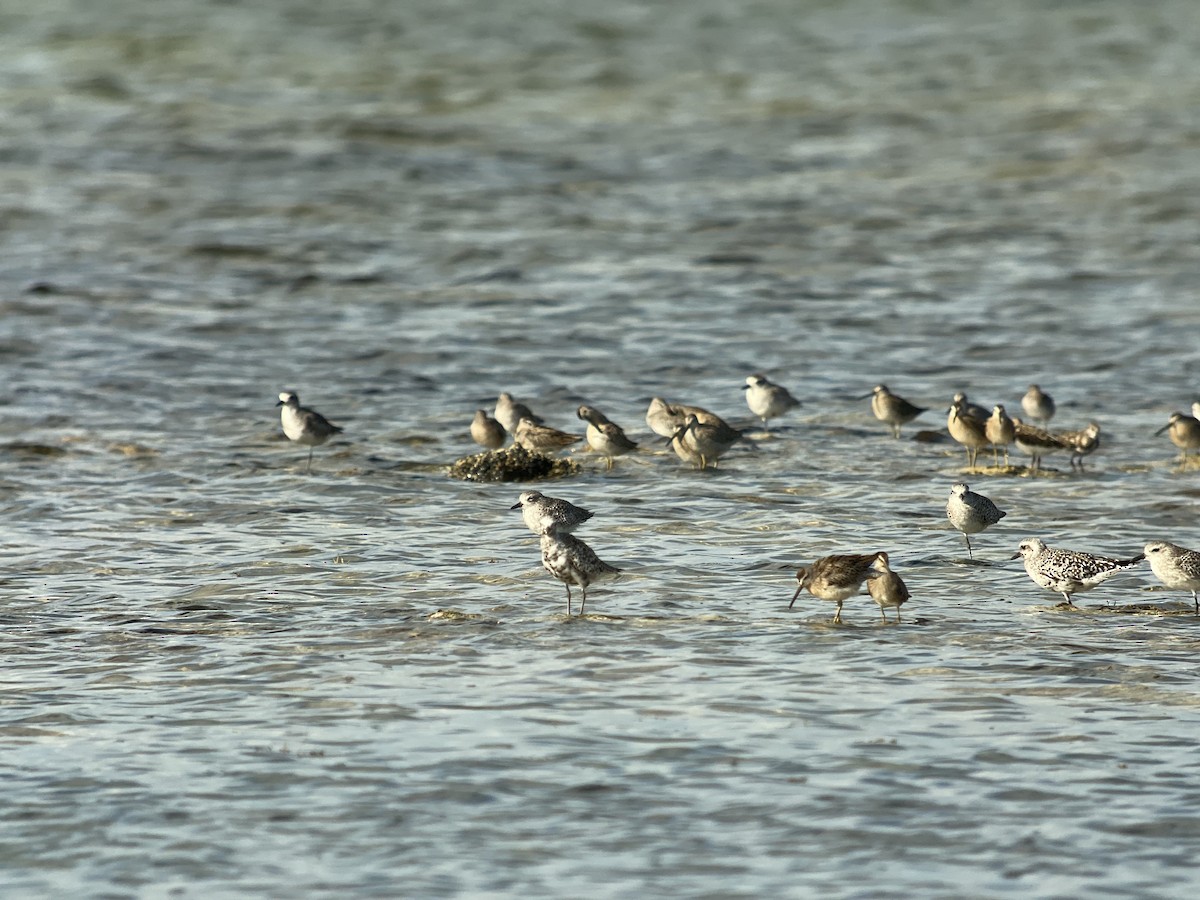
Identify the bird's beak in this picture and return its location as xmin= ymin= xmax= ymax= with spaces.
xmin=789 ymin=584 xmax=803 ymax=608
xmin=275 ymin=400 xmax=284 ymax=407
xmin=509 ymin=502 xmax=522 ymax=510
xmin=855 ymin=391 xmax=874 ymax=400
xmin=1154 ymin=423 xmax=1171 ymax=435
xmin=1009 ymin=551 xmax=1021 ymax=560
xmin=740 ymin=384 xmax=750 ymax=391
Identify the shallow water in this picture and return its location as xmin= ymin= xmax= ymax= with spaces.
xmin=3 ymin=0 xmax=1200 ymax=896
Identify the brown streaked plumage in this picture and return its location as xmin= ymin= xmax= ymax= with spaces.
xmin=577 ymin=405 xmax=637 ymax=469
xmin=866 ymin=552 xmax=910 ymax=624
xmin=788 ymin=552 xmax=883 ymax=623
xmin=948 ymin=398 xmax=989 ymax=468
xmin=513 ymin=417 xmax=582 ymax=455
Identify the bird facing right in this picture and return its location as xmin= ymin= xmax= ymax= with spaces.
xmin=1012 ymin=537 xmax=1143 ymax=607
xmin=1143 ymin=541 xmax=1200 ymax=615
xmin=946 ymin=482 xmax=1006 ymax=558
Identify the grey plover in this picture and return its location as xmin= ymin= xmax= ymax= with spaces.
xmin=985 ymin=404 xmax=1016 ymax=466
xmin=743 ymin=374 xmax=801 ymax=429
xmin=1021 ymin=384 xmax=1056 ymax=427
xmin=952 ymin=392 xmax=990 ymax=424
xmin=1055 ymin=422 xmax=1101 ymax=470
xmin=577 ymin=405 xmax=637 ymax=469
xmin=495 ymin=392 xmax=542 ymax=435
xmin=513 ymin=417 xmax=581 ymax=455
xmin=276 ymin=391 xmax=343 ymax=473
xmin=538 ymin=531 xmax=620 ymax=615
xmin=1013 ymin=419 xmax=1069 ymax=473
xmin=947 ymin=398 xmax=989 ymax=468
xmin=511 ymin=490 xmax=593 ymax=536
xmin=946 ymin=482 xmax=1006 ymax=558
xmin=862 ymin=384 xmax=926 ymax=438
xmin=866 ymin=552 xmax=910 ymax=624
xmin=1156 ymin=412 xmax=1200 ymax=460
xmin=668 ymin=413 xmax=740 ymax=470
xmin=789 ymin=552 xmax=883 ymax=623
xmin=1144 ymin=541 xmax=1200 ymax=615
xmin=470 ymin=409 xmax=506 ymax=450
xmin=1012 ymin=537 xmax=1143 ymax=607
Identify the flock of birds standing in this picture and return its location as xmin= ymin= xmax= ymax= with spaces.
xmin=275 ymin=378 xmax=1200 ymax=621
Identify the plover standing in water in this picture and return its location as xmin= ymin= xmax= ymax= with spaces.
xmin=495 ymin=392 xmax=542 ymax=435
xmin=946 ymin=482 xmax=1006 ymax=558
xmin=861 ymin=384 xmax=926 ymax=438
xmin=985 ymin=405 xmax=1016 ymax=466
xmin=743 ymin=374 xmax=801 ymax=430
xmin=276 ymin=391 xmax=343 ymax=473
xmin=1013 ymin=419 xmax=1069 ymax=473
xmin=866 ymin=552 xmax=910 ymax=623
xmin=948 ymin=398 xmax=989 ymax=468
xmin=1144 ymin=541 xmax=1200 ymax=615
xmin=1012 ymin=537 xmax=1143 ymax=607
xmin=511 ymin=490 xmax=593 ymax=536
xmin=789 ymin=553 xmax=883 ymax=623
xmin=470 ymin=409 xmax=506 ymax=450
xmin=1055 ymin=422 xmax=1101 ymax=470
xmin=577 ymin=405 xmax=637 ymax=469
xmin=1021 ymin=384 xmax=1056 ymax=427
xmin=514 ymin=417 xmax=582 ymax=455
xmin=538 ymin=531 xmax=620 ymax=615
xmin=1156 ymin=412 xmax=1200 ymax=460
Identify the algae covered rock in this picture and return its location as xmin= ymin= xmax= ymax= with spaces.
xmin=448 ymin=445 xmax=580 ymax=482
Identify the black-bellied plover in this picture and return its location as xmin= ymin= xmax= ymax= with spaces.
xmin=513 ymin=417 xmax=581 ymax=455
xmin=1156 ymin=412 xmax=1200 ymax=460
xmin=861 ymin=384 xmax=926 ymax=439
xmin=577 ymin=405 xmax=637 ymax=469
xmin=510 ymin=490 xmax=593 ymax=536
xmin=946 ymin=482 xmax=1006 ymax=559
xmin=789 ymin=552 xmax=883 ymax=623
xmin=1021 ymin=384 xmax=1056 ymax=427
xmin=948 ymin=398 xmax=989 ymax=468
xmin=276 ymin=391 xmax=343 ymax=474
xmin=985 ymin=404 xmax=1016 ymax=466
xmin=866 ymin=551 xmax=910 ymax=624
xmin=470 ymin=409 xmax=506 ymax=450
xmin=743 ymin=374 xmax=801 ymax=430
xmin=495 ymin=392 xmax=542 ymax=435
xmin=539 ymin=531 xmax=619 ymax=615
xmin=1012 ymin=537 xmax=1143 ymax=607
xmin=1143 ymin=541 xmax=1200 ymax=615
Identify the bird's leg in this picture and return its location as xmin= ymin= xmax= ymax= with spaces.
xmin=579 ymin=585 xmax=587 ymax=617
xmin=1060 ymin=592 xmax=1077 ymax=608
xmin=833 ymin=601 xmax=843 ymax=624
xmin=564 ymin=584 xmax=573 ymax=616
xmin=1192 ymin=590 xmax=1198 ymax=617
xmin=964 ymin=533 xmax=974 ymax=559
xmin=305 ymin=446 xmax=314 ymax=474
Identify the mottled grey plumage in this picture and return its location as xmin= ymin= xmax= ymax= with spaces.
xmin=511 ymin=490 xmax=593 ymax=536
xmin=1156 ymin=412 xmax=1200 ymax=459
xmin=946 ymin=482 xmax=1006 ymax=558
xmin=577 ymin=405 xmax=637 ymax=468
xmin=277 ymin=391 xmax=343 ymax=473
xmin=863 ymin=384 xmax=926 ymax=439
xmin=470 ymin=409 xmax=506 ymax=450
xmin=539 ymin=531 xmax=620 ymax=615
xmin=743 ymin=373 xmax=801 ymax=428
xmin=1012 ymin=537 xmax=1143 ymax=607
xmin=1021 ymin=384 xmax=1056 ymax=427
xmin=789 ymin=552 xmax=883 ymax=623
xmin=866 ymin=551 xmax=910 ymax=624
xmin=1144 ymin=541 xmax=1200 ymax=615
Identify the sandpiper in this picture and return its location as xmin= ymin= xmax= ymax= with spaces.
xmin=645 ymin=397 xmax=730 ymax=438
xmin=470 ymin=409 xmax=506 ymax=450
xmin=1156 ymin=412 xmax=1200 ymax=460
xmin=513 ymin=417 xmax=582 ymax=455
xmin=947 ymin=398 xmax=989 ymax=468
xmin=866 ymin=552 xmax=910 ymax=624
xmin=952 ymin=392 xmax=990 ymax=424
xmin=668 ymin=413 xmax=741 ymax=470
xmin=985 ymin=404 xmax=1016 ymax=466
xmin=1021 ymin=384 xmax=1056 ymax=427
xmin=276 ymin=391 xmax=343 ymax=473
xmin=1012 ymin=537 xmax=1143 ymax=607
xmin=743 ymin=374 xmax=801 ymax=429
xmin=945 ymin=482 xmax=1006 ymax=558
xmin=538 ymin=531 xmax=620 ymax=615
xmin=577 ymin=405 xmax=637 ymax=469
xmin=789 ymin=553 xmax=882 ymax=623
xmin=495 ymin=392 xmax=542 ymax=435
xmin=1055 ymin=422 xmax=1101 ymax=470
xmin=862 ymin=384 xmax=926 ymax=439
xmin=511 ymin=490 xmax=593 ymax=536
xmin=1012 ymin=418 xmax=1069 ymax=473
xmin=1143 ymin=541 xmax=1200 ymax=615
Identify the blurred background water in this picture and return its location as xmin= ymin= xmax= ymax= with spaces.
xmin=2 ymin=0 xmax=1200 ymax=896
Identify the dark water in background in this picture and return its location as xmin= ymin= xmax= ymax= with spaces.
xmin=2 ymin=0 xmax=1200 ymax=896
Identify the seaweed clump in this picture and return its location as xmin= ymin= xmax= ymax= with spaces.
xmin=448 ymin=445 xmax=580 ymax=482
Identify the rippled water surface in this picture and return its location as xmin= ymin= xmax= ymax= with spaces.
xmin=3 ymin=0 xmax=1200 ymax=896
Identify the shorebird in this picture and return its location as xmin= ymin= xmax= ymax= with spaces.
xmin=511 ymin=490 xmax=593 ymax=536
xmin=862 ymin=384 xmax=926 ymax=439
xmin=948 ymin=398 xmax=989 ymax=468
xmin=513 ymin=417 xmax=581 ymax=455
xmin=645 ymin=397 xmax=730 ymax=438
xmin=743 ymin=374 xmax=801 ymax=429
xmin=1156 ymin=412 xmax=1200 ymax=460
xmin=1055 ymin=422 xmax=1101 ymax=470
xmin=946 ymin=483 xmax=1006 ymax=558
xmin=1021 ymin=384 xmax=1056 ymax=427
xmin=538 ymin=531 xmax=620 ymax=615
xmin=1012 ymin=537 xmax=1143 ymax=607
xmin=577 ymin=405 xmax=637 ymax=469
xmin=1143 ymin=541 xmax=1200 ymax=615
xmin=789 ymin=553 xmax=882 ymax=623
xmin=866 ymin=552 xmax=910 ymax=623
xmin=276 ymin=391 xmax=342 ymax=473
xmin=494 ymin=392 xmax=542 ymax=435
xmin=668 ymin=413 xmax=741 ymax=470
xmin=470 ymin=409 xmax=506 ymax=450
xmin=952 ymin=392 xmax=990 ymax=424
xmin=985 ymin=404 xmax=1016 ymax=466
xmin=1012 ymin=418 xmax=1069 ymax=473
